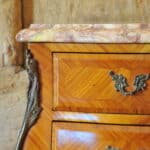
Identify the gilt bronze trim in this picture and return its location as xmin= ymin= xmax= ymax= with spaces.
xmin=109 ymin=71 xmax=150 ymax=96
xmin=16 ymin=49 xmax=42 ymax=150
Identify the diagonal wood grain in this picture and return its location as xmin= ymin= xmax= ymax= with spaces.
xmin=53 ymin=53 xmax=150 ymax=114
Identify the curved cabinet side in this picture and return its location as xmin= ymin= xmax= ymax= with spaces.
xmin=16 ymin=49 xmax=42 ymax=150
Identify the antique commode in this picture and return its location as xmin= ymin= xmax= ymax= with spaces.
xmin=16 ymin=24 xmax=150 ymax=150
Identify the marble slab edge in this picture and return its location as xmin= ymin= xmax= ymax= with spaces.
xmin=16 ymin=24 xmax=150 ymax=43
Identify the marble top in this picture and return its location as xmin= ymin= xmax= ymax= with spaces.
xmin=16 ymin=24 xmax=150 ymax=43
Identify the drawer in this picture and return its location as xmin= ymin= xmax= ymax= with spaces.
xmin=52 ymin=122 xmax=150 ymax=150
xmin=53 ymin=53 xmax=150 ymax=114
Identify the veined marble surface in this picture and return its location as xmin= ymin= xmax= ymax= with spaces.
xmin=16 ymin=24 xmax=150 ymax=43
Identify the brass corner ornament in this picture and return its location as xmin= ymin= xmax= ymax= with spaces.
xmin=16 ymin=49 xmax=42 ymax=150
xmin=109 ymin=71 xmax=150 ymax=96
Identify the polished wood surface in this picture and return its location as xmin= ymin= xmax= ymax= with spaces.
xmin=22 ymin=43 xmax=150 ymax=150
xmin=53 ymin=53 xmax=150 ymax=114
xmin=52 ymin=122 xmax=150 ymax=150
xmin=23 ymin=44 xmax=53 ymax=150
xmin=45 ymin=43 xmax=150 ymax=53
xmin=53 ymin=111 xmax=150 ymax=125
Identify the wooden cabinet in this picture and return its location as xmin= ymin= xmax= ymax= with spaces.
xmin=16 ymin=24 xmax=150 ymax=150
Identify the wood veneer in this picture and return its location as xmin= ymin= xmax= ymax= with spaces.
xmin=52 ymin=122 xmax=150 ymax=150
xmin=53 ymin=112 xmax=150 ymax=125
xmin=53 ymin=53 xmax=150 ymax=114
xmin=21 ymin=43 xmax=150 ymax=150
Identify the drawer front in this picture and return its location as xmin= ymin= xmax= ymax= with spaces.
xmin=53 ymin=53 xmax=150 ymax=114
xmin=52 ymin=122 xmax=150 ymax=150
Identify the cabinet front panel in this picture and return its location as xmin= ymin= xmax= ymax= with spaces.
xmin=52 ymin=122 xmax=150 ymax=150
xmin=53 ymin=53 xmax=150 ymax=114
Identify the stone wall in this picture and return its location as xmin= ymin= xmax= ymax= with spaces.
xmin=0 ymin=0 xmax=28 ymax=149
xmin=23 ymin=0 xmax=150 ymax=27
xmin=0 ymin=0 xmax=23 ymax=66
xmin=0 ymin=67 xmax=28 ymax=149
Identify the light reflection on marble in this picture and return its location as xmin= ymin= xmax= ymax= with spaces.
xmin=16 ymin=24 xmax=150 ymax=43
